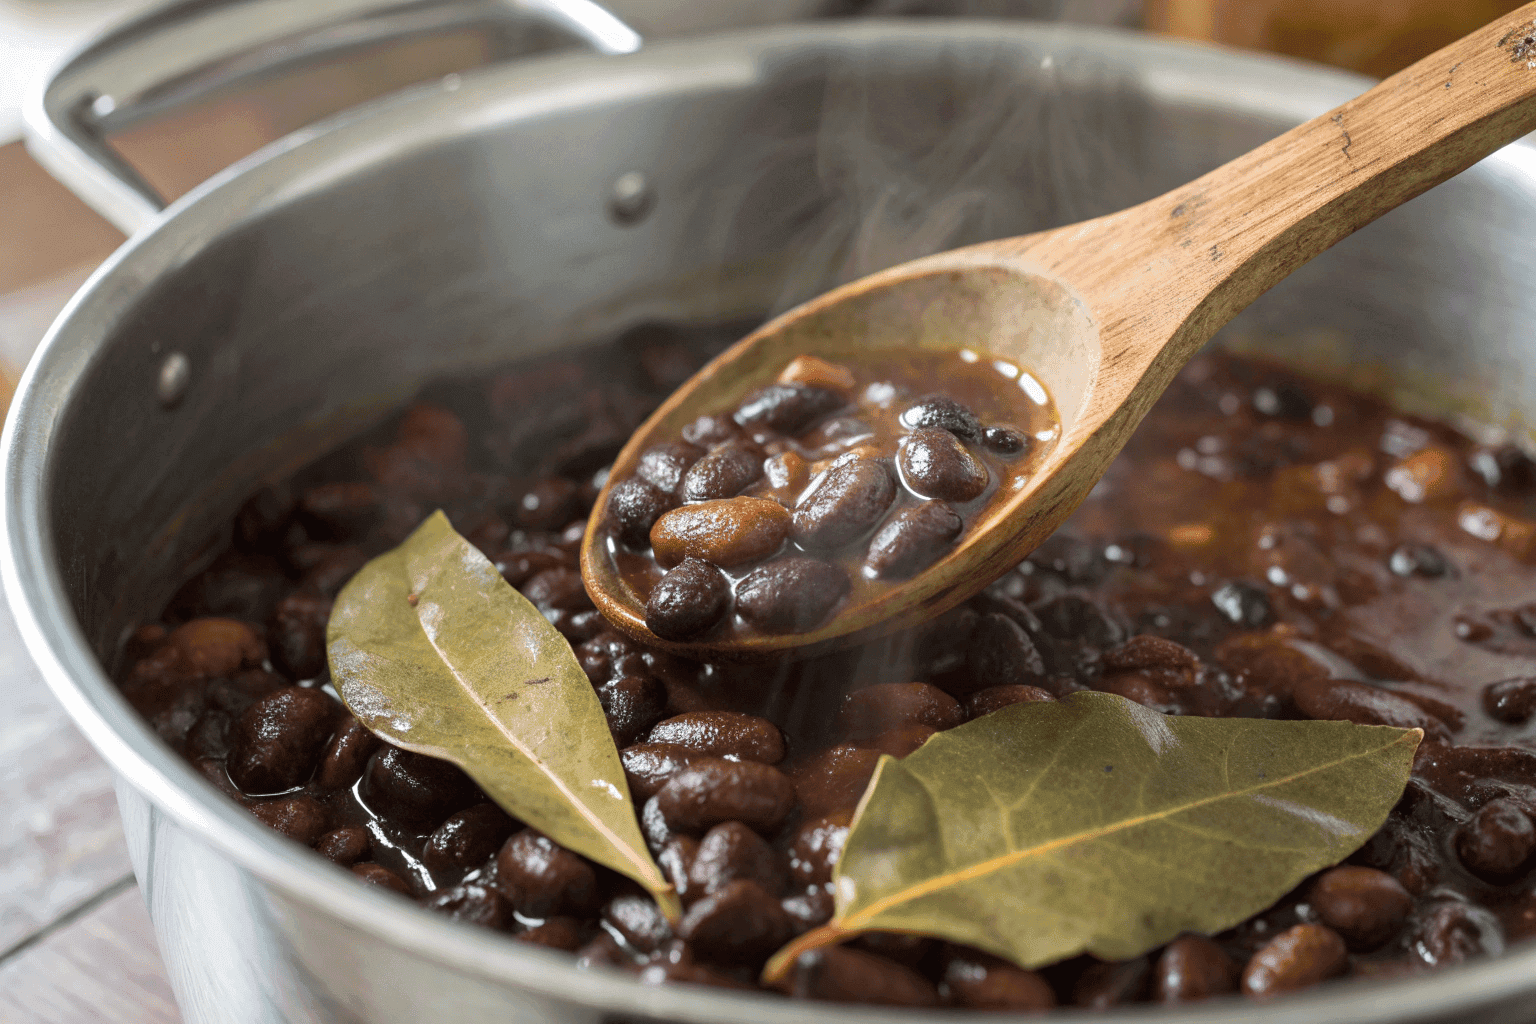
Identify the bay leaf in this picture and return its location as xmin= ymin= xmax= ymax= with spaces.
xmin=327 ymin=510 xmax=678 ymax=920
xmin=764 ymin=691 xmax=1418 ymax=982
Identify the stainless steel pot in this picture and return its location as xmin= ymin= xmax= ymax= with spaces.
xmin=7 ymin=1 xmax=1536 ymax=1021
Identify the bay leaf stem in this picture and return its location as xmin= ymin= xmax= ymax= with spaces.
xmin=760 ymin=923 xmax=856 ymax=987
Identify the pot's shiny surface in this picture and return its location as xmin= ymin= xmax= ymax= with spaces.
xmin=6 ymin=19 xmax=1536 ymax=1024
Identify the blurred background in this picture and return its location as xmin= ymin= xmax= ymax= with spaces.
xmin=0 ymin=0 xmax=1528 ymax=1021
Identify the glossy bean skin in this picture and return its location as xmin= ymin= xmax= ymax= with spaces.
xmin=597 ymin=674 xmax=668 ymax=748
xmin=422 ymin=803 xmax=518 ymax=879
xmin=898 ymin=428 xmax=989 ymax=502
xmin=734 ymin=384 xmax=846 ymax=435
xmin=836 ymin=682 xmax=964 ymax=743
xmin=900 ymin=395 xmax=982 ymax=442
xmin=793 ymin=746 xmax=882 ymax=819
xmin=314 ymin=717 xmax=380 ymax=791
xmin=1153 ymin=935 xmax=1237 ymax=1002
xmin=678 ymin=880 xmax=795 ymax=966
xmin=965 ymin=614 xmax=1048 ymax=691
xmin=1455 ymin=799 xmax=1536 ymax=882
xmin=495 ymin=829 xmax=602 ymax=918
xmin=424 ymin=882 xmax=510 ymax=930
xmin=650 ymin=497 xmax=789 ymax=569
xmin=621 ymin=742 xmax=703 ymax=801
xmin=353 ymin=863 xmax=413 ymax=895
xmin=864 ymin=501 xmax=963 ymax=579
xmin=966 ymin=684 xmax=1056 ymax=718
xmin=362 ymin=747 xmax=480 ymax=831
xmin=1483 ymin=677 xmax=1536 ymax=724
xmin=791 ymin=457 xmax=896 ymax=550
xmin=654 ymin=758 xmax=797 ymax=835
xmin=681 ymin=441 xmax=767 ymax=502
xmin=227 ymin=686 xmax=338 ymax=794
xmin=636 ymin=441 xmax=705 ymax=497
xmin=316 ymin=826 xmax=371 ymax=867
xmin=735 ymin=557 xmax=850 ymax=634
xmin=1308 ymin=866 xmax=1412 ymax=950
xmin=942 ymin=950 xmax=1056 ymax=1011
xmin=248 ymin=795 xmax=330 ymax=846
xmin=1241 ymin=924 xmax=1349 ymax=997
xmin=647 ymin=711 xmax=785 ymax=764
xmin=603 ymin=893 xmax=674 ymax=954
xmin=645 ymin=558 xmax=731 ymax=641
xmin=788 ymin=814 xmax=851 ymax=886
xmin=778 ymin=355 xmax=856 ymax=395
xmin=609 ymin=478 xmax=674 ymax=548
xmin=787 ymin=946 xmax=941 ymax=1006
xmin=687 ymin=821 xmax=787 ymax=900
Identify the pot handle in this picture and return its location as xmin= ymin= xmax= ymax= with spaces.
xmin=24 ymin=0 xmax=642 ymax=236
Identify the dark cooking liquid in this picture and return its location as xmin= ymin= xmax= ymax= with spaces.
xmin=598 ymin=348 xmax=1059 ymax=641
xmin=117 ymin=322 xmax=1536 ymax=1008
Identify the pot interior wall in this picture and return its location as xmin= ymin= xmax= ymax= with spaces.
xmin=40 ymin=25 xmax=1536 ymax=664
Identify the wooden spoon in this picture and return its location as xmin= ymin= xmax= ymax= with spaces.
xmin=583 ymin=5 xmax=1536 ymax=658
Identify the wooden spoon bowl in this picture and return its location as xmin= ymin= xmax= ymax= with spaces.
xmin=583 ymin=4 xmax=1536 ymax=658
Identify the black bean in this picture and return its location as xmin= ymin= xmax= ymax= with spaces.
xmin=1412 ymin=900 xmax=1495 ymax=966
xmin=898 ymin=428 xmax=989 ymax=502
xmin=1455 ymin=799 xmax=1535 ymax=882
xmin=1073 ymin=957 xmax=1151 ymax=1007
xmin=1308 ymin=866 xmax=1412 ymax=950
xmin=1033 ymin=593 xmax=1124 ymax=647
xmin=788 ymin=946 xmax=940 ymax=1005
xmin=793 ymin=745 xmax=882 ymax=819
xmin=645 ymin=559 xmax=731 ymax=641
xmin=966 ymin=684 xmax=1056 ymax=718
xmin=603 ymin=893 xmax=674 ymax=953
xmin=678 ymin=880 xmax=795 ymax=966
xmin=424 ymin=882 xmax=510 ymax=930
xmin=635 ymin=441 xmax=705 ymax=497
xmin=647 ymin=711 xmax=785 ymax=764
xmin=495 ymin=829 xmax=601 ymax=918
xmin=316 ymin=826 xmax=371 ymax=866
xmin=353 ymin=863 xmax=413 ymax=895
xmin=234 ymin=484 xmax=295 ymax=550
xmin=899 ymin=395 xmax=982 ymax=442
xmin=865 ymin=501 xmax=963 ymax=579
xmin=734 ymin=384 xmax=845 ymax=436
xmin=227 ymin=686 xmax=337 ymax=794
xmin=687 ymin=821 xmax=787 ymax=899
xmin=315 ymin=717 xmax=380 ymax=791
xmin=943 ymin=950 xmax=1057 ymax=1010
xmin=681 ymin=440 xmax=766 ymax=501
xmin=598 ymin=674 xmax=668 ymax=747
xmin=736 ymin=557 xmax=849 ymax=634
xmin=517 ymin=917 xmax=585 ymax=951
xmin=654 ymin=757 xmax=797 ymax=834
xmin=837 ymin=682 xmax=964 ymax=742
xmin=982 ymin=425 xmax=1029 ymax=457
xmin=1241 ymin=924 xmax=1348 ymax=996
xmin=965 ymin=613 xmax=1048 ymax=691
xmin=657 ymin=836 xmax=699 ymax=903
xmin=183 ymin=710 xmax=232 ymax=760
xmin=1253 ymin=381 xmax=1314 ymax=420
xmin=609 ymin=478 xmax=673 ymax=548
xmin=516 ymin=477 xmax=582 ymax=531
xmin=520 ymin=566 xmax=591 ymax=611
xmin=1388 ymin=544 xmax=1450 ymax=578
xmin=248 ymin=795 xmax=330 ymax=846
xmin=575 ymin=933 xmax=630 ymax=970
xmin=1468 ymin=444 xmax=1536 ymax=493
xmin=362 ymin=747 xmax=480 ymax=831
xmin=422 ymin=803 xmax=518 ymax=879
xmin=1152 ymin=935 xmax=1236 ymax=1002
xmin=681 ymin=414 xmax=741 ymax=449
xmin=1483 ymin=677 xmax=1536 ymax=724
xmin=1292 ymin=678 xmax=1449 ymax=741
xmin=268 ymin=591 xmax=332 ymax=680
xmin=791 ymin=457 xmax=896 ymax=550
xmin=782 ymin=886 xmax=836 ymax=933
xmin=788 ymin=815 xmax=850 ymax=887
xmin=1210 ymin=581 xmax=1274 ymax=628
xmin=622 ymin=743 xmax=702 ymax=801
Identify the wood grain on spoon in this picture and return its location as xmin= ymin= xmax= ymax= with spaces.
xmin=583 ymin=5 xmax=1536 ymax=657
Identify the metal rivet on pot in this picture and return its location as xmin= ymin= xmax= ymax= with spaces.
xmin=157 ymin=352 xmax=190 ymax=408
xmin=608 ymin=171 xmax=653 ymax=225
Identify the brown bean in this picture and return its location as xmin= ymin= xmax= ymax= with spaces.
xmin=423 ymin=803 xmax=518 ymax=879
xmin=657 ymin=836 xmax=699 ymax=905
xmin=837 ymin=682 xmax=964 ymax=742
xmin=352 ymin=863 xmax=412 ymax=895
xmin=650 ymin=497 xmax=788 ymax=569
xmin=227 ymin=686 xmax=338 ymax=794
xmin=966 ymin=685 xmax=1056 ymax=718
xmin=687 ymin=821 xmax=787 ymax=901
xmin=791 ymin=457 xmax=896 ymax=550
xmin=647 ymin=711 xmax=785 ymax=765
xmin=1300 ymin=866 xmax=1410 ymax=954
xmin=787 ymin=946 xmax=940 ymax=1005
xmin=1455 ymin=798 xmax=1535 ymax=882
xmin=495 ymin=829 xmax=601 ymax=918
xmin=248 ymin=795 xmax=330 ymax=846
xmin=517 ymin=917 xmax=585 ymax=951
xmin=1153 ymin=935 xmax=1236 ymax=1002
xmin=654 ymin=757 xmax=796 ymax=835
xmin=943 ymin=950 xmax=1057 ymax=1010
xmin=645 ymin=558 xmax=731 ymax=641
xmin=983 ymin=425 xmax=1029 ymax=457
xmin=1411 ymin=900 xmax=1495 ymax=966
xmin=681 ymin=413 xmax=741 ymax=449
xmin=680 ymin=440 xmax=766 ymax=501
xmin=314 ymin=717 xmax=380 ymax=791
xmin=965 ymin=613 xmax=1047 ymax=690
xmin=424 ymin=882 xmax=510 ymax=930
xmin=865 ymin=501 xmax=963 ymax=579
xmin=793 ymin=745 xmax=883 ymax=818
xmin=362 ymin=746 xmax=480 ymax=831
xmin=268 ymin=591 xmax=332 ymax=680
xmin=575 ymin=933 xmax=630 ymax=971
xmin=316 ymin=826 xmax=371 ymax=867
xmin=788 ymin=814 xmax=851 ymax=886
xmin=165 ymin=618 xmax=265 ymax=678
xmin=1291 ymin=678 xmax=1449 ymax=741
xmin=621 ymin=743 xmax=702 ymax=801
xmin=734 ymin=383 xmax=846 ymax=436
xmin=1103 ymin=634 xmax=1201 ymax=673
xmin=1241 ymin=923 xmax=1348 ymax=996
xmin=864 ymin=725 xmax=936 ymax=758
xmin=678 ymin=880 xmax=795 ymax=966
xmin=782 ymin=885 xmax=836 ymax=933
xmin=736 ymin=557 xmax=849 ymax=634
xmin=778 ymin=355 xmax=856 ymax=395
xmin=603 ymin=893 xmax=674 ymax=954
xmin=520 ymin=566 xmax=592 ymax=611
xmin=598 ymin=674 xmax=668 ymax=748
xmin=609 ymin=478 xmax=674 ymax=548
xmin=898 ymin=428 xmax=989 ymax=502
xmin=1483 ymin=677 xmax=1536 ymax=724
xmin=635 ymin=441 xmax=705 ymax=497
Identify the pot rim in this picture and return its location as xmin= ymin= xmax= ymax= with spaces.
xmin=6 ymin=20 xmax=1535 ymax=1023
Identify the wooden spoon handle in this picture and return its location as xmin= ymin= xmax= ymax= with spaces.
xmin=1057 ymin=3 xmax=1536 ymax=365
